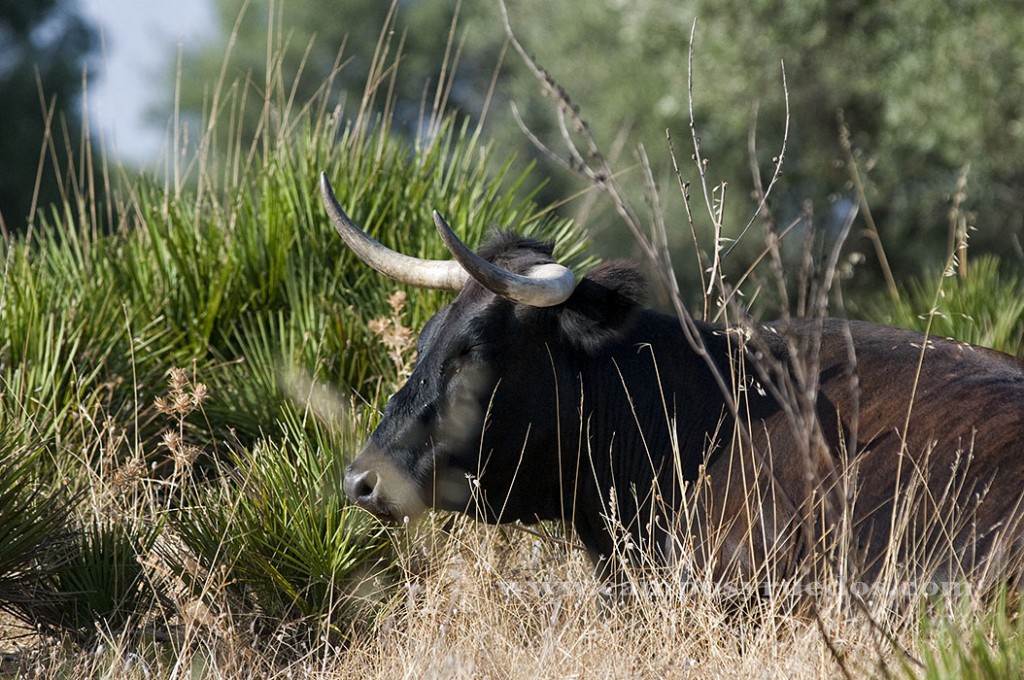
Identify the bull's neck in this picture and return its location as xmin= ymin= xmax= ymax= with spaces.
xmin=558 ymin=310 xmax=734 ymax=562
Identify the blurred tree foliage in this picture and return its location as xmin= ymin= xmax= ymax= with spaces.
xmin=0 ymin=0 xmax=97 ymax=235
xmin=169 ymin=0 xmax=1024 ymax=296
xmin=169 ymin=0 xmax=503 ymax=149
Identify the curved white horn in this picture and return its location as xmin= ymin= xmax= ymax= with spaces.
xmin=320 ymin=173 xmax=467 ymax=291
xmin=431 ymin=211 xmax=576 ymax=307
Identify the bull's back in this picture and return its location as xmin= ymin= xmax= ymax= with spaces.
xmin=812 ymin=319 xmax=1024 ymax=580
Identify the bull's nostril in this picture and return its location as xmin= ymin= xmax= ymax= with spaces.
xmin=344 ymin=468 xmax=379 ymax=503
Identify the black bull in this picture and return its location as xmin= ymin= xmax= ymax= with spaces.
xmin=323 ymin=175 xmax=1024 ymax=583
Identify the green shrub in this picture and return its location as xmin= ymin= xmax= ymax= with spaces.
xmin=169 ymin=409 xmax=395 ymax=642
xmin=860 ymin=255 xmax=1024 ymax=357
xmin=28 ymin=517 xmax=164 ymax=642
xmin=0 ymin=435 xmax=74 ymax=627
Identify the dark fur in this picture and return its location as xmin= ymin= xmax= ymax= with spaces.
xmin=345 ymin=235 xmax=1024 ymax=583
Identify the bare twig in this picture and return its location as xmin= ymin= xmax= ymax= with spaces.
xmin=499 ymin=0 xmax=661 ymax=270
xmin=499 ymin=0 xmax=744 ymax=442
xmin=666 ymin=130 xmax=707 ymax=315
xmin=837 ymin=110 xmax=899 ymax=301
xmin=748 ymin=101 xmax=789 ymax=321
xmin=728 ymin=62 xmax=790 ymax=258
xmin=685 ymin=19 xmax=723 ymax=306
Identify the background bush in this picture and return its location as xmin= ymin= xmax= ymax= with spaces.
xmin=861 ymin=255 xmax=1024 ymax=357
xmin=166 ymin=0 xmax=1024 ymax=299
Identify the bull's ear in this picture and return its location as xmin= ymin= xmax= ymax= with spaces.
xmin=557 ymin=261 xmax=645 ymax=353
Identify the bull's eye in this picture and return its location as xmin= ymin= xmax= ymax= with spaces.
xmin=460 ymin=343 xmax=485 ymax=359
xmin=441 ymin=346 xmax=475 ymax=378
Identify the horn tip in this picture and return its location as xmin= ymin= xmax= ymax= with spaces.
xmin=432 ymin=210 xmax=451 ymax=230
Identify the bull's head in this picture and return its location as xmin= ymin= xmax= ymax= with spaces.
xmin=322 ymin=173 xmax=642 ymax=525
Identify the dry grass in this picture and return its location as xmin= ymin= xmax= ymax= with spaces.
xmin=328 ymin=520 xmax=900 ymax=679
xmin=0 ymin=541 xmax=842 ymax=677
xmin=0 ymin=514 xmax=1002 ymax=679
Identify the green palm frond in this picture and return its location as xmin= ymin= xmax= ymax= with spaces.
xmin=169 ymin=410 xmax=394 ymax=640
xmin=863 ymin=255 xmax=1024 ymax=357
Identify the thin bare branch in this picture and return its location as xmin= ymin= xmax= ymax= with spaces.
xmin=837 ymin=110 xmax=899 ymax=301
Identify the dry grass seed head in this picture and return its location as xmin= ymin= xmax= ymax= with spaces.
xmin=369 ymin=290 xmax=418 ymax=379
xmin=110 ymin=457 xmax=147 ymax=492
xmin=155 ymin=367 xmax=209 ymax=418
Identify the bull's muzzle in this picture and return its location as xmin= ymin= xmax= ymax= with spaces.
xmin=343 ymin=456 xmax=426 ymax=522
xmin=343 ymin=466 xmax=379 ymax=508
